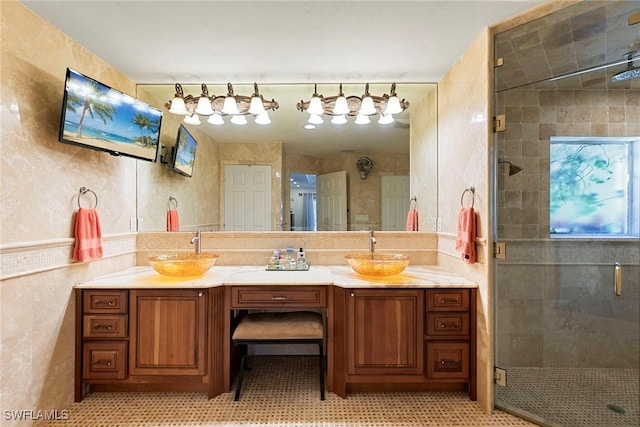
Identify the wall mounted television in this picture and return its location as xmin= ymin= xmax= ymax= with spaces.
xmin=59 ymin=68 xmax=163 ymax=162
xmin=171 ymin=124 xmax=197 ymax=177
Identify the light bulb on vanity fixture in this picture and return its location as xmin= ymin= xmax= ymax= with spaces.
xmin=378 ymin=113 xmax=395 ymax=124
xmin=354 ymin=114 xmax=370 ymax=125
xmin=207 ymin=113 xmax=224 ymax=125
xmin=230 ymin=115 xmax=248 ymax=125
xmin=183 ymin=113 xmax=201 ymax=125
xmin=308 ymin=114 xmax=324 ymax=125
xmin=331 ymin=115 xmax=347 ymax=125
xmin=297 ymin=82 xmax=409 ymax=125
xmin=165 ymin=82 xmax=279 ymax=126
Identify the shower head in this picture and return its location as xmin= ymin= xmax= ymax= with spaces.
xmin=611 ymin=52 xmax=640 ymax=82
xmin=507 ymin=163 xmax=523 ymax=176
xmin=498 ymin=160 xmax=523 ymax=176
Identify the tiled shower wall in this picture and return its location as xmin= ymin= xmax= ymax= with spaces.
xmin=495 ymin=87 xmax=640 ymax=368
xmin=495 ymin=88 xmax=640 ymax=239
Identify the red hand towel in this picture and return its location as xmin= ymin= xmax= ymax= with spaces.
xmin=405 ymin=209 xmax=418 ymax=231
xmin=455 ymin=207 xmax=476 ymax=263
xmin=73 ymin=208 xmax=103 ymax=262
xmin=167 ymin=209 xmax=179 ymax=231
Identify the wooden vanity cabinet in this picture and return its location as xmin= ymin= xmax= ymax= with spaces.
xmin=331 ymin=286 xmax=476 ymax=400
xmin=76 ymin=288 xmax=213 ymax=402
xmin=81 ymin=290 xmax=128 ymax=381
xmin=76 ymin=289 xmax=129 ymax=401
xmin=425 ymin=288 xmax=477 ymax=400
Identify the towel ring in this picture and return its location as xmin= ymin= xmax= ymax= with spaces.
xmin=167 ymin=196 xmax=178 ymax=210
xmin=78 ymin=187 xmax=98 ymax=209
xmin=461 ymin=187 xmax=475 ymax=208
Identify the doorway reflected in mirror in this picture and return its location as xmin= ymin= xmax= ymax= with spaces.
xmin=290 ymin=172 xmax=317 ymax=231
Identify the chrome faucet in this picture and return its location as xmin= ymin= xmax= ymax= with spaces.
xmin=369 ymin=230 xmax=376 ymax=254
xmin=190 ymin=231 xmax=202 ymax=254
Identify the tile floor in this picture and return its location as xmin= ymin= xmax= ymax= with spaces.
xmin=496 ymin=367 xmax=640 ymax=427
xmin=45 ymin=356 xmax=538 ymax=427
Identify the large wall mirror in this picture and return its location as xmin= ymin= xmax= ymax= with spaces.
xmin=135 ymin=83 xmax=437 ymax=232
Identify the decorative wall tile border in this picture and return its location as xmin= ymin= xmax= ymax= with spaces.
xmin=0 ymin=233 xmax=137 ymax=280
xmin=437 ymin=232 xmax=489 ymax=264
xmin=7 ymin=234 xmax=631 ymax=279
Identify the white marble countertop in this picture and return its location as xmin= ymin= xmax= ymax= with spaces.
xmin=76 ymin=265 xmax=477 ymax=289
xmin=329 ymin=266 xmax=477 ymax=288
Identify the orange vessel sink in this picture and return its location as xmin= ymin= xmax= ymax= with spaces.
xmin=149 ymin=253 xmax=219 ymax=277
xmin=345 ymin=253 xmax=409 ymax=277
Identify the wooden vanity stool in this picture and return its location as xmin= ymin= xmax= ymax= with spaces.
xmin=232 ymin=311 xmax=325 ymax=401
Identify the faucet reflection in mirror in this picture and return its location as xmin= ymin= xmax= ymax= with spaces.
xmin=191 ymin=231 xmax=202 ymax=254
xmin=369 ymin=230 xmax=376 ymax=254
xmin=297 ymin=83 xmax=410 ymax=125
xmin=166 ymin=82 xmax=279 ymax=126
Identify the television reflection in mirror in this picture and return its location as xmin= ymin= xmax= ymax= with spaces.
xmin=170 ymin=124 xmax=197 ymax=178
xmin=59 ymin=68 xmax=163 ymax=162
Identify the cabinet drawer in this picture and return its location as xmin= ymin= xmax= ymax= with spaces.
xmin=426 ymin=342 xmax=469 ymax=379
xmin=83 ymin=290 xmax=128 ymax=314
xmin=83 ymin=342 xmax=127 ymax=379
xmin=83 ymin=315 xmax=128 ymax=338
xmin=426 ymin=290 xmax=469 ymax=311
xmin=231 ymin=286 xmax=327 ymax=308
xmin=426 ymin=312 xmax=469 ymax=336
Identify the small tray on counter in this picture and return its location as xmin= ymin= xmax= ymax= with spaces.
xmin=265 ymin=263 xmax=310 ymax=271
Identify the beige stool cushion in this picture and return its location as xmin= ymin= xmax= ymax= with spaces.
xmin=232 ymin=311 xmax=323 ymax=340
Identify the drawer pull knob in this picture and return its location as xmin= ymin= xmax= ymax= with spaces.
xmin=271 ymin=296 xmax=286 ymax=301
xmin=95 ymin=300 xmax=114 ymax=306
xmin=440 ymin=359 xmax=458 ymax=366
xmin=440 ymin=298 xmax=458 ymax=304
xmin=94 ymin=325 xmax=113 ymax=330
xmin=95 ymin=360 xmax=112 ymax=366
xmin=440 ymin=322 xmax=457 ymax=328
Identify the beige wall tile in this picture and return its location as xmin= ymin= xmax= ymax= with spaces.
xmin=437 ymin=28 xmax=492 ymax=412
xmin=1 ymin=2 xmax=141 ymax=417
xmin=1 ymin=2 xmax=138 ymax=245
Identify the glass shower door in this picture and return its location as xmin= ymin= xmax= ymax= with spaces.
xmin=492 ymin=2 xmax=640 ymax=426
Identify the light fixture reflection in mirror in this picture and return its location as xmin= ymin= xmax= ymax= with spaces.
xmin=166 ymin=82 xmax=279 ymax=126
xmin=297 ymin=83 xmax=409 ymax=125
xmin=135 ymin=82 xmax=438 ymax=232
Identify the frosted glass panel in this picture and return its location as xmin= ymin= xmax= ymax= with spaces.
xmin=550 ymin=139 xmax=632 ymax=236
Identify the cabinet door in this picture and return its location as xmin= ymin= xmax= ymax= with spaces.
xmin=129 ymin=289 xmax=207 ymax=376
xmin=347 ymin=289 xmax=424 ymax=375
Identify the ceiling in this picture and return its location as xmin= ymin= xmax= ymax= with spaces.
xmin=22 ymin=0 xmax=548 ymax=155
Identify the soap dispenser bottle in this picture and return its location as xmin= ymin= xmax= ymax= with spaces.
xmin=296 ymin=247 xmax=307 ymax=269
